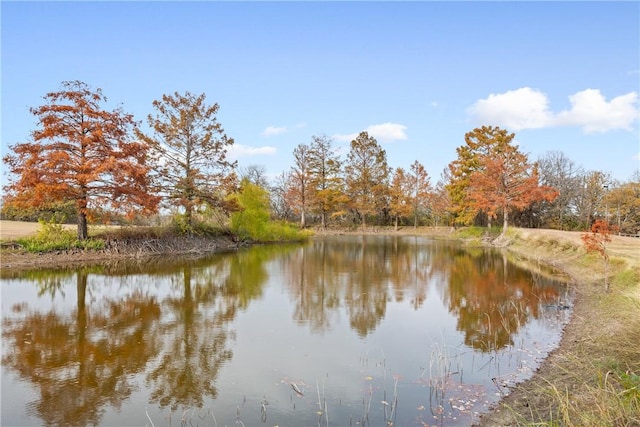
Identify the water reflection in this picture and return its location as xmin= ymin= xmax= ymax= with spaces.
xmin=1 ymin=236 xmax=570 ymax=426
xmin=283 ymin=236 xmax=434 ymax=336
xmin=2 ymin=268 xmax=161 ymax=426
xmin=285 ymin=235 xmax=563 ymax=352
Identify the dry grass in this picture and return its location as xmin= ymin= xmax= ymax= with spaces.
xmin=0 ymin=220 xmax=76 ymax=239
xmin=478 ymin=228 xmax=640 ymax=427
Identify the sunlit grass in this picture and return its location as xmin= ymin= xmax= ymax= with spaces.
xmin=453 ymin=226 xmax=502 ymax=242
xmin=16 ymin=220 xmax=105 ymax=252
xmin=496 ymin=230 xmax=640 ymax=427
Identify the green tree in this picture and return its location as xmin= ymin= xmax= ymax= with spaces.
xmin=229 ymin=179 xmax=271 ymax=240
xmin=136 ymin=92 xmax=236 ymax=229
xmin=230 ymin=179 xmax=308 ymax=242
xmin=344 ymin=131 xmax=390 ymax=227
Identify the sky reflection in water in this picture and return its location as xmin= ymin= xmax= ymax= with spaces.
xmin=1 ymin=235 xmax=571 ymax=426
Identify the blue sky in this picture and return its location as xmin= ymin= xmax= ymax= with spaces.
xmin=2 ymin=1 xmax=639 ymax=187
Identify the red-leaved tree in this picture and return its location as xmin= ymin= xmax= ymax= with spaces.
xmin=467 ymin=138 xmax=557 ymax=235
xmin=582 ymin=219 xmax=617 ymax=292
xmin=2 ymin=81 xmax=159 ymax=239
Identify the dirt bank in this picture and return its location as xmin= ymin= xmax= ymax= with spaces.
xmin=0 ymin=220 xmax=242 ymax=272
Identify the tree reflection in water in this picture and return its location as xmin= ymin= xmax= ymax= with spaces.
xmin=145 ymin=248 xmax=271 ymax=410
xmin=1 ymin=248 xmax=275 ymax=424
xmin=1 ymin=238 xmax=568 ymax=427
xmin=286 ymin=236 xmax=563 ymax=352
xmin=2 ymin=268 xmax=161 ymax=426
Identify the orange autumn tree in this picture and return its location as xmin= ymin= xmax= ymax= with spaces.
xmin=466 ymin=128 xmax=557 ymax=236
xmin=446 ymin=126 xmax=515 ymax=227
xmin=2 ymin=81 xmax=159 ymax=240
xmin=582 ymin=219 xmax=617 ymax=292
xmin=389 ymin=167 xmax=413 ymax=230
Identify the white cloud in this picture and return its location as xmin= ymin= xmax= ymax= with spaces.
xmin=261 ymin=126 xmax=288 ymax=137
xmin=333 ymin=122 xmax=408 ymax=142
xmin=468 ymin=87 xmax=639 ymax=133
xmin=261 ymin=122 xmax=306 ymax=137
xmin=467 ymin=87 xmax=552 ymax=131
xmin=555 ymin=89 xmax=639 ymax=133
xmin=229 ymin=144 xmax=277 ymax=158
xmin=332 ymin=132 xmax=358 ymax=142
xmin=366 ymin=122 xmax=408 ymax=141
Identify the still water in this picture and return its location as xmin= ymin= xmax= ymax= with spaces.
xmin=1 ymin=235 xmax=571 ymax=427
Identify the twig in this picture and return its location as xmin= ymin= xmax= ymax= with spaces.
xmin=145 ymin=408 xmax=156 ymax=427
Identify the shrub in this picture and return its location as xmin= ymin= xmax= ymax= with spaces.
xmin=17 ymin=218 xmax=104 ymax=252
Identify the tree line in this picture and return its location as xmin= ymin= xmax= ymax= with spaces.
xmin=3 ymin=81 xmax=639 ymax=239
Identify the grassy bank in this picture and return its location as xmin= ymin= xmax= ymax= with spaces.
xmin=477 ymin=228 xmax=640 ymax=427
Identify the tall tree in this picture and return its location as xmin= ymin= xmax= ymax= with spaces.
xmin=389 ymin=167 xmax=413 ymax=230
xmin=288 ymin=143 xmax=312 ymax=227
xmin=467 ymin=139 xmax=557 ymax=235
xmin=136 ymin=91 xmax=236 ymax=229
xmin=445 ymin=126 xmax=514 ymax=227
xmin=574 ymin=170 xmax=611 ymax=230
xmin=605 ymin=174 xmax=640 ymax=234
xmin=344 ymin=132 xmax=390 ymax=227
xmin=2 ymin=81 xmax=159 ymax=240
xmin=270 ymin=171 xmax=295 ymax=222
xmin=307 ymin=135 xmax=345 ymax=229
xmin=431 ymin=173 xmax=453 ymax=227
xmin=537 ymin=151 xmax=584 ymax=230
xmin=409 ymin=160 xmax=432 ymax=228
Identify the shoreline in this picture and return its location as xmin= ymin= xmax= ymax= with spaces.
xmin=477 ymin=229 xmax=639 ymax=426
xmin=1 ymin=226 xmax=638 ymax=425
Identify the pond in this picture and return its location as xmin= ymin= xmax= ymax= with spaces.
xmin=1 ymin=235 xmax=572 ymax=427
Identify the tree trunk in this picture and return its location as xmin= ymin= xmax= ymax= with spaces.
xmin=503 ymin=206 xmax=509 ymax=235
xmin=301 ymin=209 xmax=306 ymax=228
xmin=394 ymin=215 xmax=399 ymax=231
xmin=185 ymin=203 xmax=193 ymax=230
xmin=77 ymin=197 xmax=88 ymax=240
